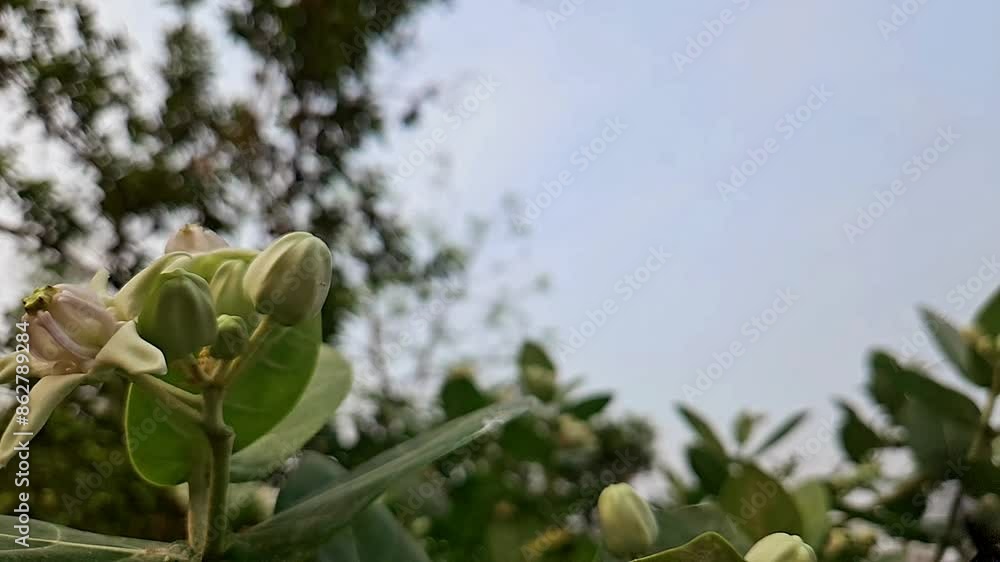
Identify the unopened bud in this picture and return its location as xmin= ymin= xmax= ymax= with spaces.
xmin=211 ymin=315 xmax=249 ymax=359
xmin=558 ymin=414 xmax=598 ymax=450
xmin=165 ymin=224 xmax=229 ymax=254
xmin=597 ymin=483 xmax=658 ymax=557
xmin=745 ymin=533 xmax=817 ymax=562
xmin=520 ymin=365 xmax=556 ymax=402
xmin=243 ymin=232 xmax=332 ymax=326
xmin=137 ymin=270 xmax=217 ymax=360
xmin=210 ymin=260 xmax=256 ymax=319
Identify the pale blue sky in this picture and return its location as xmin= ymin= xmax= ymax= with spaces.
xmin=82 ymin=0 xmax=1000 ymax=471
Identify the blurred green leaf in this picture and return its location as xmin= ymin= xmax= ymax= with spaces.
xmin=651 ymin=504 xmax=752 ymax=554
xmin=791 ymin=480 xmax=831 ymax=549
xmin=518 ymin=341 xmax=555 ymax=372
xmin=230 ymin=345 xmax=353 ymax=482
xmin=900 ymin=399 xmax=974 ymax=476
xmin=440 ymin=377 xmax=490 ymax=420
xmin=868 ymin=350 xmax=981 ymax=427
xmin=638 ymin=532 xmax=746 ymax=562
xmin=562 ymin=393 xmax=613 ymax=420
xmin=269 ymin=451 xmax=429 ymax=562
xmin=837 ymin=401 xmax=889 ymax=463
xmin=677 ymin=405 xmax=727 ymax=455
xmin=963 ymin=460 xmax=1000 ymax=497
xmin=733 ymin=411 xmax=763 ymax=448
xmin=232 ymin=399 xmax=531 ymax=560
xmin=687 ymin=445 xmax=729 ymax=496
xmin=0 ymin=516 xmax=186 ymax=560
xmin=922 ymin=308 xmax=993 ymax=388
xmin=975 ymin=286 xmax=1000 ymax=336
xmin=752 ymin=411 xmax=807 ymax=455
xmin=717 ymin=463 xmax=803 ymax=541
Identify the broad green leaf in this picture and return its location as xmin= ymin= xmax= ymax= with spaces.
xmin=752 ymin=411 xmax=807 ymax=455
xmin=975 ymin=285 xmax=1000 ymax=336
xmin=126 ymin=315 xmax=321 ymax=485
xmin=837 ymin=401 xmax=889 ymax=463
xmin=687 ymin=445 xmax=729 ymax=496
xmin=791 ymin=480 xmax=831 ymax=549
xmin=440 ymin=376 xmax=490 ymax=419
xmin=232 ymin=399 xmax=532 ymax=560
xmin=562 ymin=393 xmax=613 ymax=420
xmin=963 ymin=460 xmax=1000 ymax=497
xmin=0 ymin=373 xmax=88 ymax=468
xmin=0 ymin=515 xmax=188 ymax=560
xmin=717 ymin=463 xmax=803 ymax=541
xmin=230 ymin=345 xmax=352 ymax=482
xmin=518 ymin=340 xmax=555 ymax=372
xmin=638 ymin=532 xmax=745 ymax=562
xmin=922 ymin=308 xmax=993 ymax=388
xmin=868 ymin=351 xmax=981 ymax=427
xmin=262 ymin=452 xmax=428 ymax=562
xmin=868 ymin=352 xmax=906 ymax=418
xmin=651 ymin=505 xmax=752 ymax=554
xmin=677 ymin=404 xmax=726 ymax=455
xmin=900 ymin=399 xmax=974 ymax=476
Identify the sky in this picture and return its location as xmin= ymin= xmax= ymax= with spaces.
xmin=60 ymin=0 xmax=1000 ymax=473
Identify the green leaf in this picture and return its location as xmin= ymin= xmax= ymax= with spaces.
xmin=733 ymin=411 xmax=763 ymax=448
xmin=232 ymin=399 xmax=532 ymax=560
xmin=126 ymin=315 xmax=321 ymax=485
xmin=900 ymin=399 xmax=974 ymax=476
xmin=230 ymin=344 xmax=353 ymax=482
xmin=677 ymin=404 xmax=726 ymax=455
xmin=0 ymin=373 xmax=89 ymax=468
xmin=922 ymin=308 xmax=993 ymax=388
xmin=265 ymin=451 xmax=429 ymax=562
xmin=752 ymin=411 xmax=807 ymax=455
xmin=562 ymin=393 xmax=613 ymax=420
xmin=837 ymin=401 xmax=889 ymax=463
xmin=962 ymin=460 xmax=1000 ymax=497
xmin=0 ymin=516 xmax=188 ymax=560
xmin=868 ymin=351 xmax=981 ymax=427
xmin=518 ymin=340 xmax=555 ymax=372
xmin=638 ymin=532 xmax=746 ymax=562
xmin=440 ymin=377 xmax=490 ymax=420
xmin=651 ymin=505 xmax=752 ymax=554
xmin=687 ymin=445 xmax=729 ymax=496
xmin=975 ymin=285 xmax=1000 ymax=335
xmin=717 ymin=463 xmax=803 ymax=541
xmin=791 ymin=480 xmax=831 ymax=549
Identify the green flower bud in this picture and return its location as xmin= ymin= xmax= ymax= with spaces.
xmin=210 ymin=260 xmax=256 ymax=319
xmin=110 ymin=252 xmax=192 ymax=320
xmin=165 ymin=224 xmax=229 ymax=254
xmin=137 ymin=270 xmax=217 ymax=360
xmin=558 ymin=414 xmax=598 ymax=450
xmin=243 ymin=232 xmax=332 ymax=326
xmin=745 ymin=533 xmax=817 ymax=562
xmin=211 ymin=315 xmax=249 ymax=359
xmin=520 ymin=365 xmax=556 ymax=402
xmin=597 ymin=483 xmax=658 ymax=557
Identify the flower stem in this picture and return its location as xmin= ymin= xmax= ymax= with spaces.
xmin=216 ymin=316 xmax=281 ymax=387
xmin=202 ymin=385 xmax=234 ymax=558
xmin=129 ymin=373 xmax=202 ymax=421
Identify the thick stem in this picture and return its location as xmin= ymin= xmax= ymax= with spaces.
xmin=186 ymin=453 xmax=211 ymax=552
xmin=933 ymin=366 xmax=1000 ymax=562
xmin=203 ymin=385 xmax=234 ymax=558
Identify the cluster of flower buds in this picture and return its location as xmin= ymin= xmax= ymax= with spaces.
xmin=597 ymin=483 xmax=658 ymax=557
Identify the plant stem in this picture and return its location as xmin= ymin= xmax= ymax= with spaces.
xmin=202 ymin=385 xmax=234 ymax=558
xmin=216 ymin=317 xmax=280 ymax=387
xmin=932 ymin=366 xmax=1000 ymax=562
xmin=129 ymin=373 xmax=202 ymax=420
xmin=186 ymin=453 xmax=211 ymax=553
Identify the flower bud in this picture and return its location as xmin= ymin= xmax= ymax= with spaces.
xmin=520 ymin=365 xmax=556 ymax=402
xmin=558 ymin=414 xmax=598 ymax=450
xmin=137 ymin=270 xmax=217 ymax=360
xmin=597 ymin=483 xmax=658 ymax=557
xmin=211 ymin=315 xmax=249 ymax=359
xmin=745 ymin=533 xmax=817 ymax=562
xmin=165 ymin=224 xmax=229 ymax=254
xmin=210 ymin=260 xmax=256 ymax=319
xmin=243 ymin=232 xmax=332 ymax=326
xmin=23 ymin=284 xmax=120 ymax=375
xmin=110 ymin=252 xmax=193 ymax=320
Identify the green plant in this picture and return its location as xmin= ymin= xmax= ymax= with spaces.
xmin=0 ymin=227 xmax=530 ymax=561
